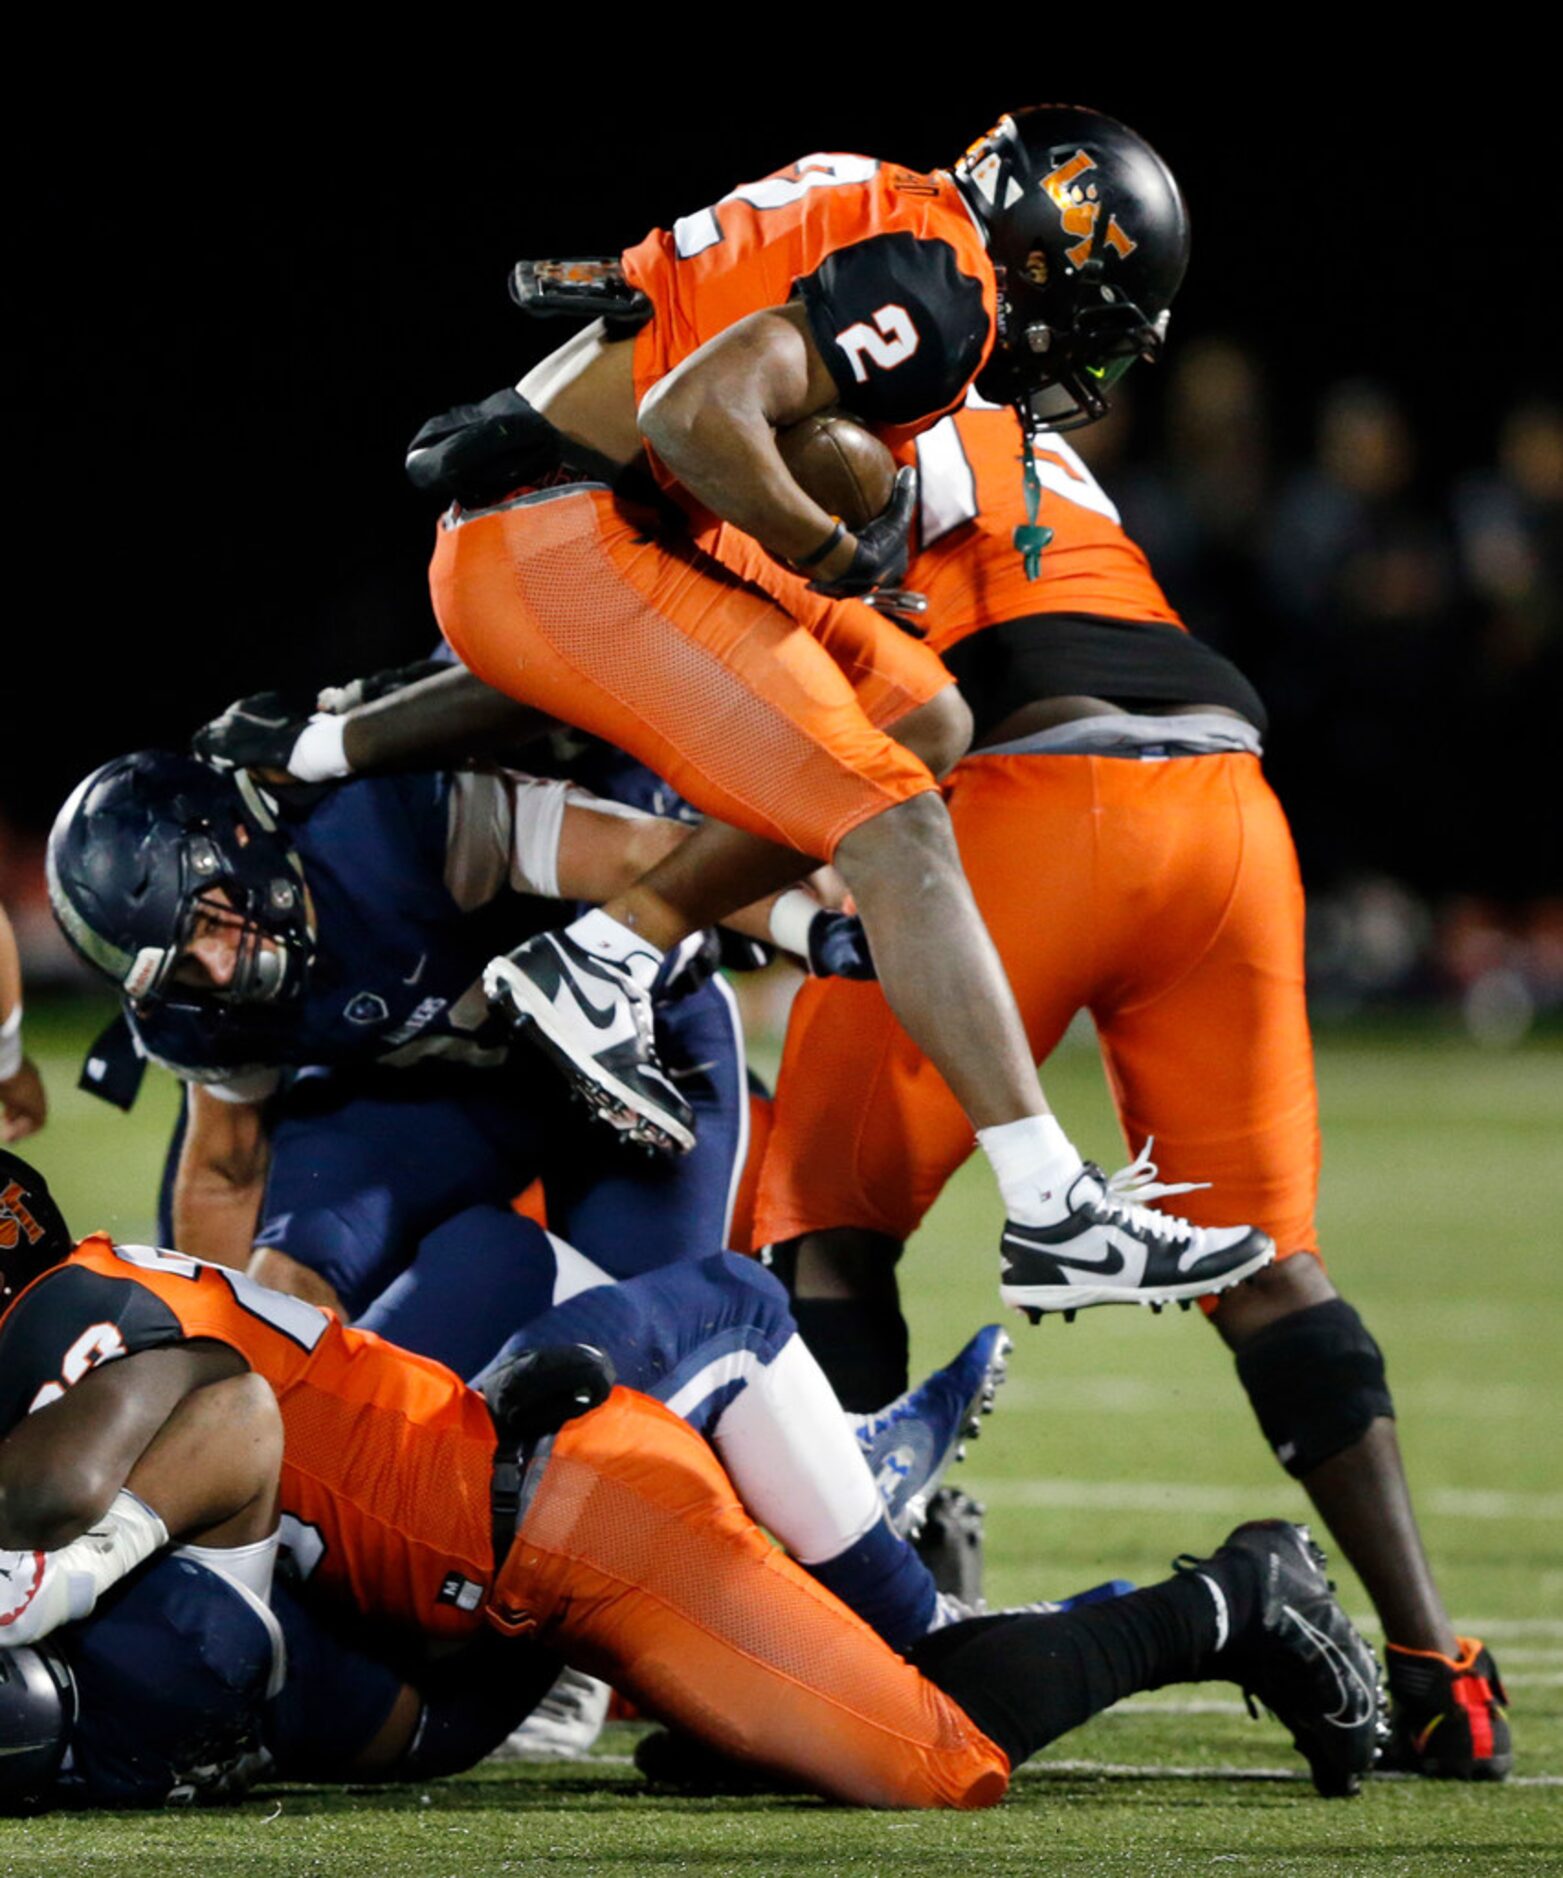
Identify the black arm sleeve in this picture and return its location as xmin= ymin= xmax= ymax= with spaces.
xmin=797 ymin=234 xmax=989 ymax=427
xmin=0 ymin=1267 xmax=186 ymax=1434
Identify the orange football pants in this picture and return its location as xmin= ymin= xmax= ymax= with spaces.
xmin=755 ymin=751 xmax=1322 ymax=1262
xmin=493 ymin=1388 xmax=1008 ymax=1809
xmin=429 ymin=485 xmax=947 ymax=860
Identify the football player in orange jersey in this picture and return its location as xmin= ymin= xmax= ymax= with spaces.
xmin=199 ymin=108 xmax=1275 ymax=1325
xmin=746 ymin=400 xmax=1511 ymax=1782
xmin=0 ymin=1149 xmax=1385 ymax=1804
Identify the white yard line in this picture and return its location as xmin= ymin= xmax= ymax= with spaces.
xmin=997 ymin=1376 xmax=1544 ymax=1421
xmin=1014 ymin=1760 xmax=1563 ymax=1788
xmin=968 ymin=1477 xmax=1563 ymax=1521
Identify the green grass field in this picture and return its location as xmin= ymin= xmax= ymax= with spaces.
xmin=5 ymin=998 xmax=1561 ymax=1874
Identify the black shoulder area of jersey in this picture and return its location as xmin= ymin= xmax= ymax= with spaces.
xmin=797 ymin=232 xmax=989 ymax=427
xmin=0 ymin=1262 xmax=187 ymax=1436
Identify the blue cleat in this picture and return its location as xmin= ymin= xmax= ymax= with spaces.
xmin=851 ymin=1325 xmax=1011 ymax=1538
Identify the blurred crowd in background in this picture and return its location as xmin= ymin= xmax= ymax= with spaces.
xmin=3 ymin=335 xmax=1559 ymax=1043
xmin=1075 ymin=337 xmax=1563 ymax=1041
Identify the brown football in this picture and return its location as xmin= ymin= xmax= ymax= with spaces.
xmin=776 ymin=412 xmax=897 ymax=530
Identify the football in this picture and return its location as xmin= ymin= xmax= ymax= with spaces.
xmin=776 ymin=413 xmax=897 ymax=530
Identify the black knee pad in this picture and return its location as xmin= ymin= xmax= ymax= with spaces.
xmin=767 ymin=1235 xmax=909 ymax=1410
xmin=1233 ymin=1299 xmax=1394 ymax=1478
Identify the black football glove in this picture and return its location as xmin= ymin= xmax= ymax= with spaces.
xmin=193 ymin=690 xmax=315 ymax=774
xmin=715 ymin=930 xmax=776 ymax=973
xmin=807 ymin=465 xmax=919 ymax=600
xmin=480 ymin=1342 xmax=616 ymax=1446
xmin=807 ymin=911 xmax=876 ymax=980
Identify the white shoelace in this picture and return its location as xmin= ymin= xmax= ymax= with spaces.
xmin=1091 ymin=1138 xmax=1210 ymax=1245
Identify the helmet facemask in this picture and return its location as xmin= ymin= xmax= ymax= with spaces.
xmin=954 ymin=106 xmax=1188 ymax=574
xmin=48 ymin=755 xmax=315 ymax=1020
xmin=959 ymin=111 xmax=1184 ymax=419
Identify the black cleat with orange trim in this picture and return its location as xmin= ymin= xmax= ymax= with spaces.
xmin=1381 ymin=1637 xmax=1512 ymax=1780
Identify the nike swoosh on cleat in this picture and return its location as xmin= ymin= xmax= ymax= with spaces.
xmin=1002 ymin=1232 xmax=1126 ymax=1276
xmin=559 ymin=986 xmax=626 ymax=1033
xmin=1284 ymin=1605 xmax=1377 ymax=1728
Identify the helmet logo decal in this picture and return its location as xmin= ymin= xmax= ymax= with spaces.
xmin=1042 ymin=150 xmax=1137 ymax=270
xmin=0 ymin=1179 xmax=45 ymax=1252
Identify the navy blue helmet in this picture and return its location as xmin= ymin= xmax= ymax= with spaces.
xmin=47 ymin=753 xmax=314 ymax=1013
xmin=954 ymin=105 xmax=1189 ymax=432
xmin=0 ymin=1644 xmax=74 ymax=1812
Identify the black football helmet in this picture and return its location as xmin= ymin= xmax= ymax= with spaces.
xmin=0 ymin=1643 xmax=74 ymax=1813
xmin=0 ymin=1149 xmax=75 ymax=1309
xmin=46 ymin=753 xmax=313 ymax=1013
xmin=954 ymin=105 xmax=1190 ymax=432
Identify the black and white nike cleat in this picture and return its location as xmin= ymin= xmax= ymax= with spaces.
xmin=999 ymin=1147 xmax=1273 ymax=1319
xmin=484 ymin=933 xmax=696 ymax=1155
xmin=1192 ymin=1519 xmax=1387 ymax=1798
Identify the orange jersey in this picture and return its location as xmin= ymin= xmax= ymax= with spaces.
xmin=623 ymin=155 xmax=996 ymax=455
xmin=907 ymin=402 xmax=1184 ymax=652
xmin=0 ymin=1235 xmax=498 ymax=1639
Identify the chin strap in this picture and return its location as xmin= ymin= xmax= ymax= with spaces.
xmin=1012 ymin=422 xmax=1054 ymax=581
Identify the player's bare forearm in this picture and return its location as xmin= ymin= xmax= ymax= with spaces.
xmin=0 ymin=904 xmax=21 ymax=1021
xmin=342 ymin=666 xmax=556 ymax=773
xmin=638 ymin=304 xmax=857 ymax=578
xmin=174 ymin=1177 xmax=265 ymax=1271
xmin=0 ymin=1346 xmax=245 ymax=1549
xmin=172 ymin=1090 xmax=269 ymax=1270
xmin=554 ymin=804 xmax=821 ymax=958
xmin=123 ymin=1371 xmax=282 ymax=1545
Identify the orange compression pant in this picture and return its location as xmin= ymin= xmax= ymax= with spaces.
xmin=429 ymin=484 xmax=947 ymax=861
xmin=492 ymin=1388 xmax=1009 ymax=1809
xmin=756 ymin=751 xmax=1322 ymax=1263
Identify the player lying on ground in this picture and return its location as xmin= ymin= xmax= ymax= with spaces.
xmin=197 ymin=106 xmax=1274 ymax=1318
xmin=0 ymin=1151 xmax=1382 ymax=1804
xmin=0 ymin=1236 xmax=1017 ymax=1807
xmin=0 ymin=1551 xmax=558 ymax=1809
xmin=745 ymin=401 xmax=1514 ymax=1781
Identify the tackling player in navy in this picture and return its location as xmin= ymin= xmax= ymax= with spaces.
xmin=46 ymin=748 xmax=851 ymax=1319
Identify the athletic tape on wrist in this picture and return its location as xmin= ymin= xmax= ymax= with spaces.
xmin=287 ymin=713 xmax=351 ymax=783
xmin=0 ymin=1003 xmax=23 ymax=1081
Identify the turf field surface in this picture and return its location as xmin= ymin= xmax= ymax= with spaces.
xmin=5 ymin=998 xmax=1560 ymax=1873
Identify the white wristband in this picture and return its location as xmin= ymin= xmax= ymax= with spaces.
xmin=0 ymin=1003 xmax=23 ymax=1082
xmin=768 ymin=889 xmax=822 ymax=962
xmin=287 ymin=713 xmax=351 ymax=782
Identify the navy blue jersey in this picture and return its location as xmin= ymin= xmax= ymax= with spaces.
xmin=53 ymin=1556 xmax=402 ymax=1805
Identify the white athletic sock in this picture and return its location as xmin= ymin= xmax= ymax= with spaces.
xmin=176 ymin=1531 xmax=279 ymax=1602
xmin=977 ymin=1114 xmax=1085 ymax=1226
xmin=564 ymin=908 xmax=666 ymax=992
xmin=709 ymin=1335 xmax=883 ymax=1566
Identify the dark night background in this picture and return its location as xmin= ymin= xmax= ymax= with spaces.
xmin=6 ymin=74 xmax=1561 ymax=1005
